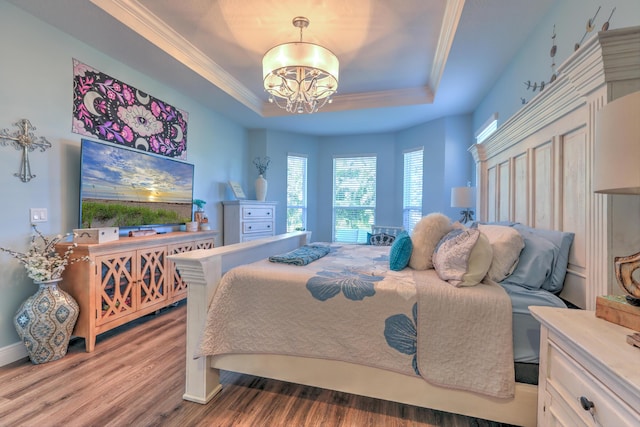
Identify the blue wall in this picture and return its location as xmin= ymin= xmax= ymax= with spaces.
xmin=473 ymin=0 xmax=640 ymax=132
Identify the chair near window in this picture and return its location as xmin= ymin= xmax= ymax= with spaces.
xmin=371 ymin=225 xmax=405 ymax=237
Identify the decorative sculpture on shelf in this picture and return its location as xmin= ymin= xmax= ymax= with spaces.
xmin=0 ymin=119 xmax=51 ymax=182
xmin=523 ymin=25 xmax=557 ymax=95
xmin=522 ymin=7 xmax=615 ymax=103
xmin=574 ymin=6 xmax=600 ymax=51
xmin=574 ymin=6 xmax=616 ymax=51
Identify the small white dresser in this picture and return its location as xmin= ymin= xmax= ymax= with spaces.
xmin=530 ymin=306 xmax=640 ymax=426
xmin=223 ymin=200 xmax=276 ymax=245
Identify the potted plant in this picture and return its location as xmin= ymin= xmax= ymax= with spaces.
xmin=192 ymin=199 xmax=209 ymax=230
xmin=0 ymin=225 xmax=89 ymax=364
xmin=253 ymin=156 xmax=270 ymax=201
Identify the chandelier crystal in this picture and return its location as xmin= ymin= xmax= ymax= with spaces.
xmin=262 ymin=17 xmax=339 ymax=114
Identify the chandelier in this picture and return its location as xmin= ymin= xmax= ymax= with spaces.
xmin=262 ymin=16 xmax=339 ymax=114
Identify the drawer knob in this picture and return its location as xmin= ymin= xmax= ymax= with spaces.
xmin=248 ymin=226 xmax=252 ymax=230
xmin=267 ymin=225 xmax=271 ymax=228
xmin=579 ymin=396 xmax=594 ymax=412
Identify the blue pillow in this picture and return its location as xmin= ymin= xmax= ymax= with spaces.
xmin=500 ymin=228 xmax=556 ymax=290
xmin=513 ymin=224 xmax=574 ymax=293
xmin=389 ymin=231 xmax=412 ymax=271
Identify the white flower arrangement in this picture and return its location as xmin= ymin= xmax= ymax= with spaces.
xmin=0 ymin=225 xmax=90 ymax=282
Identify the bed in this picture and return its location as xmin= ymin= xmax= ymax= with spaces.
xmin=168 ymin=27 xmax=640 ymax=427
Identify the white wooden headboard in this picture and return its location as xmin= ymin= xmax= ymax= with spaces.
xmin=469 ymin=26 xmax=640 ymax=310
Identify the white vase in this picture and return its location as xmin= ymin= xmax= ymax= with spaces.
xmin=255 ymin=174 xmax=268 ymax=201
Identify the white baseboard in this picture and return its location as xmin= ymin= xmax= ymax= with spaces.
xmin=0 ymin=341 xmax=27 ymax=366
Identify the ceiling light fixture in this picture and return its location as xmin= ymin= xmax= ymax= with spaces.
xmin=262 ymin=16 xmax=339 ymax=114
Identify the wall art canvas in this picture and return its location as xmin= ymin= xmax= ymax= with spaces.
xmin=72 ymin=59 xmax=188 ymax=159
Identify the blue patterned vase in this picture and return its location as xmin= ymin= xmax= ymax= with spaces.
xmin=13 ymin=279 xmax=79 ymax=364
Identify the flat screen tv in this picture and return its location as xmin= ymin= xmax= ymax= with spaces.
xmin=79 ymin=139 xmax=194 ymax=230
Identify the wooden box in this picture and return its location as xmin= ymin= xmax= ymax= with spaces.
xmin=73 ymin=227 xmax=120 ymax=244
xmin=596 ymin=295 xmax=640 ymax=332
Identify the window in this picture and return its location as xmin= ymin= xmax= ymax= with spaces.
xmin=476 ymin=112 xmax=499 ymax=143
xmin=333 ymin=155 xmax=376 ymax=243
xmin=287 ymin=154 xmax=307 ymax=232
xmin=403 ymin=148 xmax=423 ymax=233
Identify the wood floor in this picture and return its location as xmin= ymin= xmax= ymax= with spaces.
xmin=0 ymin=302 xmax=515 ymax=427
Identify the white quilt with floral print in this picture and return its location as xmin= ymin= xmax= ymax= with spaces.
xmin=195 ymin=243 xmax=514 ymax=398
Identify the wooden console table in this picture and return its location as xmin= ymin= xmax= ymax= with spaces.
xmin=57 ymin=231 xmax=218 ymax=352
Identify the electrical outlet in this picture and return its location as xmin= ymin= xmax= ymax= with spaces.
xmin=30 ymin=208 xmax=48 ymax=223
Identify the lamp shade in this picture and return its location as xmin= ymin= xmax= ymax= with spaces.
xmin=451 ymin=186 xmax=475 ymax=208
xmin=262 ymin=42 xmax=339 ymax=98
xmin=594 ymin=91 xmax=640 ymax=195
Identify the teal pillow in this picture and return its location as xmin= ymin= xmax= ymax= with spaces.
xmin=389 ymin=231 xmax=412 ymax=271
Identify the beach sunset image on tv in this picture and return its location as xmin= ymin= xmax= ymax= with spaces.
xmin=79 ymin=139 xmax=194 ymax=228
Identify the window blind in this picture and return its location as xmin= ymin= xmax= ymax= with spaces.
xmin=403 ymin=148 xmax=423 ymax=233
xmin=333 ymin=155 xmax=376 ymax=243
xmin=287 ymin=154 xmax=307 ymax=232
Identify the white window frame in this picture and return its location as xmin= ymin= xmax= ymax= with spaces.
xmin=403 ymin=147 xmax=423 ymax=233
xmin=286 ymin=153 xmax=307 ymax=232
xmin=332 ymin=154 xmax=377 ymax=243
xmin=475 ymin=112 xmax=499 ymax=143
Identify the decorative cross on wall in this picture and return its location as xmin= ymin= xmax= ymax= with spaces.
xmin=0 ymin=119 xmax=51 ymax=182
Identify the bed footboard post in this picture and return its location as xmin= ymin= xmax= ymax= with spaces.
xmin=168 ymin=231 xmax=311 ymax=403
xmin=173 ymin=255 xmax=224 ymax=403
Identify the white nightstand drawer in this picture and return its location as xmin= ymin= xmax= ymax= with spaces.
xmin=243 ymin=221 xmax=273 ymax=234
xmin=242 ymin=206 xmax=274 ymax=219
xmin=546 ymin=340 xmax=638 ymax=426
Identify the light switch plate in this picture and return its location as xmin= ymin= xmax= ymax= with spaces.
xmin=30 ymin=208 xmax=48 ymax=223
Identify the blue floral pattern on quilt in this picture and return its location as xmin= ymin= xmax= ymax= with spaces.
xmin=306 ymin=269 xmax=381 ymax=301
xmin=384 ymin=303 xmax=419 ymax=375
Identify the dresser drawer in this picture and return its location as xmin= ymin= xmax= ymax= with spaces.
xmin=243 ymin=220 xmax=273 ymax=234
xmin=241 ymin=233 xmax=273 ymax=242
xmin=546 ymin=340 xmax=638 ymax=426
xmin=242 ymin=206 xmax=274 ymax=219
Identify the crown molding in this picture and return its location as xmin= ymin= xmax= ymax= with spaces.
xmin=430 ymin=0 xmax=465 ymax=94
xmin=90 ymin=0 xmax=263 ymax=114
xmin=91 ymin=0 xmax=458 ymax=118
xmin=262 ymin=86 xmax=435 ymax=116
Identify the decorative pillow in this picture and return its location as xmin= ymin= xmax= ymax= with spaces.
xmin=478 ymin=224 xmax=525 ymax=282
xmin=499 ymin=227 xmax=557 ymax=290
xmin=432 ymin=228 xmax=493 ymax=287
xmin=369 ymin=233 xmax=395 ymax=246
xmin=389 ymin=231 xmax=412 ymax=271
xmin=409 ymin=213 xmax=453 ymax=270
xmin=512 ymin=224 xmax=574 ymax=293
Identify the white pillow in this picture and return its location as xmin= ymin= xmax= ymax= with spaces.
xmin=432 ymin=228 xmax=493 ymax=287
xmin=409 ymin=213 xmax=452 ymax=270
xmin=478 ymin=224 xmax=525 ymax=282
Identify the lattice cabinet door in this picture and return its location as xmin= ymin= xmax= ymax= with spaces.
xmin=167 ymin=241 xmax=195 ymax=300
xmin=195 ymin=238 xmax=214 ymax=250
xmin=95 ymin=252 xmax=137 ymax=326
xmin=137 ymin=245 xmax=168 ymax=310
xmin=167 ymin=238 xmax=215 ymax=301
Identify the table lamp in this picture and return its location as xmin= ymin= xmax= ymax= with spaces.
xmin=594 ymin=91 xmax=640 ymax=305
xmin=451 ymin=185 xmax=475 ymax=223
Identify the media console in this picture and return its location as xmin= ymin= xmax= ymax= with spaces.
xmin=57 ymin=230 xmax=218 ymax=352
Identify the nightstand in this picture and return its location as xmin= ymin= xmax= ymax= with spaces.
xmin=530 ymin=306 xmax=640 ymax=426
